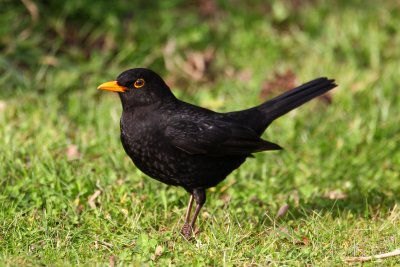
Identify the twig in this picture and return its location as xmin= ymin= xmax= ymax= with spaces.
xmin=88 ymin=190 xmax=101 ymax=209
xmin=345 ymin=249 xmax=400 ymax=263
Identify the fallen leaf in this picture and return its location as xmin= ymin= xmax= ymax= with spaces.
xmin=323 ymin=190 xmax=348 ymax=200
xmin=182 ymin=48 xmax=215 ymax=81
xmin=238 ymin=69 xmax=253 ymax=82
xmin=293 ymin=236 xmax=310 ymax=246
xmin=277 ymin=227 xmax=289 ymax=237
xmin=249 ymin=196 xmax=264 ymax=207
xmin=318 ymin=93 xmax=333 ymax=104
xmin=301 ymin=236 xmax=310 ymax=246
xmin=260 ymin=70 xmax=333 ymax=104
xmin=76 ymin=204 xmax=84 ymax=215
xmin=155 ymin=245 xmax=163 ymax=256
xmin=196 ymin=0 xmax=219 ymax=17
xmin=260 ymin=70 xmax=297 ymax=99
xmin=109 ymin=255 xmax=116 ymax=267
xmin=220 ymin=193 xmax=231 ymax=206
xmin=151 ymin=245 xmax=163 ymax=260
xmin=66 ymin=144 xmax=81 ymax=161
xmin=224 ymin=66 xmax=235 ymax=78
xmin=276 ymin=204 xmax=290 ymax=218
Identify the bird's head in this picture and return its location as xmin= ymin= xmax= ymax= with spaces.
xmin=97 ymin=68 xmax=175 ymax=110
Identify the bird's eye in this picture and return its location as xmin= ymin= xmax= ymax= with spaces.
xmin=134 ymin=78 xmax=145 ymax=88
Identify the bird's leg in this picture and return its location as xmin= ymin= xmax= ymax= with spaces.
xmin=181 ymin=194 xmax=194 ymax=237
xmin=184 ymin=195 xmax=194 ymax=224
xmin=181 ymin=188 xmax=206 ymax=239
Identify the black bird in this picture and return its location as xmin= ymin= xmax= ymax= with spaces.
xmin=98 ymin=68 xmax=336 ymax=238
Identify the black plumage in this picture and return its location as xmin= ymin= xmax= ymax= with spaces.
xmin=98 ymin=68 xmax=337 ymax=238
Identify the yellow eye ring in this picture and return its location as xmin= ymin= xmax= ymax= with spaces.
xmin=134 ymin=78 xmax=145 ymax=88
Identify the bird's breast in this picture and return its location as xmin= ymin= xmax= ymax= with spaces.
xmin=120 ymin=116 xmax=184 ymax=184
xmin=119 ymin=111 xmax=247 ymax=189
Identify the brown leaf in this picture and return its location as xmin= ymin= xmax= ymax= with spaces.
xmin=301 ymin=236 xmax=310 ymax=246
xmin=238 ymin=69 xmax=253 ymax=82
xmin=109 ymin=255 xmax=116 ymax=267
xmin=155 ymin=245 xmax=163 ymax=256
xmin=196 ymin=0 xmax=219 ymax=17
xmin=289 ymin=0 xmax=316 ymax=10
xmin=276 ymin=204 xmax=290 ymax=218
xmin=151 ymin=245 xmax=163 ymax=260
xmin=318 ymin=93 xmax=333 ymax=104
xmin=182 ymin=48 xmax=215 ymax=81
xmin=294 ymin=236 xmax=310 ymax=246
xmin=220 ymin=193 xmax=231 ymax=206
xmin=249 ymin=196 xmax=264 ymax=207
xmin=260 ymin=70 xmax=332 ymax=104
xmin=140 ymin=194 xmax=148 ymax=201
xmin=224 ymin=66 xmax=235 ymax=78
xmin=76 ymin=204 xmax=84 ymax=215
xmin=66 ymin=144 xmax=81 ymax=161
xmin=323 ymin=190 xmax=348 ymax=200
xmin=278 ymin=227 xmax=289 ymax=235
xmin=260 ymin=70 xmax=297 ymax=99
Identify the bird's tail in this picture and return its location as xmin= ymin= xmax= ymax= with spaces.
xmin=258 ymin=77 xmax=337 ymax=123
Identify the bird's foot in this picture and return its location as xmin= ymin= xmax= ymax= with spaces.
xmin=180 ymin=223 xmax=194 ymax=240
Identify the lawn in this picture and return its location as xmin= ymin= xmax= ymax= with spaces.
xmin=1 ymin=0 xmax=400 ymax=265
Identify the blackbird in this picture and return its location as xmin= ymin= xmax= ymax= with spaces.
xmin=98 ymin=68 xmax=336 ymax=238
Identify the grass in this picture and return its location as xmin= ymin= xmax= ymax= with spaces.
xmin=1 ymin=0 xmax=400 ymax=265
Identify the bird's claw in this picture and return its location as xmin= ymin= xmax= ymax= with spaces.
xmin=181 ymin=223 xmax=194 ymax=240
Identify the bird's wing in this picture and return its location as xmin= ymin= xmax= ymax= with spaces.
xmin=164 ymin=119 xmax=281 ymax=156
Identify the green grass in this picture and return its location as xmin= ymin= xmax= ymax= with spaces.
xmin=1 ymin=0 xmax=400 ymax=265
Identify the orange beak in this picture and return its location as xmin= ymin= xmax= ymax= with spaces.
xmin=97 ymin=81 xmax=127 ymax=92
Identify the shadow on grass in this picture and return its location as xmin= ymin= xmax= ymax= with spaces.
xmin=285 ymin=188 xmax=400 ymax=220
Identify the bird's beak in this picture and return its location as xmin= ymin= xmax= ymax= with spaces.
xmin=97 ymin=81 xmax=127 ymax=92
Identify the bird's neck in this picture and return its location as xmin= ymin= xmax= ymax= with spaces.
xmin=118 ymin=92 xmax=177 ymax=112
xmin=120 ymin=97 xmax=179 ymax=115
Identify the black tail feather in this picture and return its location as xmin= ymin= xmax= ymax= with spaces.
xmin=258 ymin=77 xmax=337 ymax=122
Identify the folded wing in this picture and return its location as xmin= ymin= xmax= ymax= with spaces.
xmin=165 ymin=119 xmax=281 ymax=156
